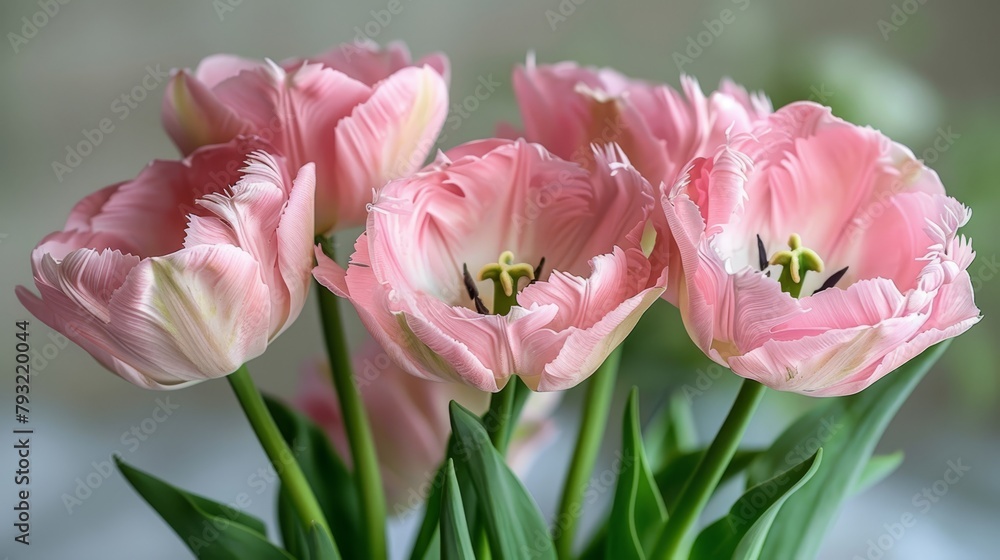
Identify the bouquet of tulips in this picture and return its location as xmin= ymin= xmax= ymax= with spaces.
xmin=17 ymin=40 xmax=980 ymax=560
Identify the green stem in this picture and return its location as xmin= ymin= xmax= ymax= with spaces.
xmin=554 ymin=346 xmax=623 ymax=560
xmin=486 ymin=378 xmax=519 ymax=454
xmin=491 ymin=283 xmax=519 ymax=317
xmin=316 ymin=236 xmax=387 ymax=560
xmin=227 ymin=366 xmax=334 ymax=542
xmin=651 ymin=378 xmax=766 ymax=560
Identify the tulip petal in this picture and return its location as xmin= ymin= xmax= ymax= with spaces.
xmin=162 ymin=70 xmax=252 ymax=155
xmin=303 ymin=40 xmax=450 ymax=86
xmin=871 ymin=272 xmax=981 ymax=385
xmin=728 ymin=314 xmax=926 ymax=396
xmin=274 ymin=162 xmax=317 ymax=335
xmin=47 ymin=248 xmax=141 ymax=324
xmin=194 ymin=54 xmax=267 ymax=88
xmin=332 ymin=66 xmax=448 ymax=227
xmin=107 ymin=244 xmax=271 ymax=384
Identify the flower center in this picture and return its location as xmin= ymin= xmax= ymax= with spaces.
xmin=758 ymin=233 xmax=851 ymax=298
xmin=463 ymin=251 xmax=541 ymax=316
xmin=768 ymin=233 xmax=825 ymax=299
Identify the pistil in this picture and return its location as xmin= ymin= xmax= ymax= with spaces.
xmin=475 ymin=251 xmax=536 ymax=316
xmin=769 ymin=233 xmax=824 ymax=299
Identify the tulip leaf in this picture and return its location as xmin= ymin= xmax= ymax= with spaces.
xmin=409 ymin=466 xmax=444 ymax=560
xmin=264 ymin=395 xmax=359 ymax=559
xmin=441 ymin=460 xmax=477 ymax=560
xmin=448 ymin=401 xmax=556 ymax=560
xmin=746 ymin=341 xmax=950 ymax=559
xmin=116 ymin=457 xmax=295 ymax=560
xmin=655 ymin=448 xmax=762 ymax=514
xmin=691 ymin=449 xmax=822 ymax=560
xmin=852 ymin=451 xmax=904 ymax=496
xmin=606 ymin=388 xmax=669 ymax=559
xmin=643 ymin=391 xmax=698 ymax=474
xmin=277 ymin=491 xmax=311 ymax=560
xmin=307 ymin=522 xmax=340 ymax=560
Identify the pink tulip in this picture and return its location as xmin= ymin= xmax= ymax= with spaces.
xmin=16 ymin=139 xmax=316 ymax=389
xmin=314 ymin=139 xmax=668 ymax=392
xmin=284 ymin=39 xmax=450 ymax=86
xmin=510 ymin=55 xmax=771 ymax=188
xmin=296 ymin=341 xmax=560 ymax=513
xmin=661 ymin=102 xmax=981 ymax=396
xmin=162 ymin=42 xmax=449 ymax=233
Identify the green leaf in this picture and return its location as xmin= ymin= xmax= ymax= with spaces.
xmin=307 ymin=522 xmax=341 ymax=560
xmin=441 ymin=460 xmax=477 ymax=560
xmin=409 ymin=467 xmax=444 ymax=560
xmin=691 ymin=449 xmax=822 ymax=560
xmin=655 ymin=449 xmax=762 ymax=514
xmin=277 ymin=491 xmax=311 ymax=560
xmin=116 ymin=457 xmax=295 ymax=560
xmin=644 ymin=392 xmax=698 ymax=474
xmin=606 ymin=388 xmax=669 ymax=559
xmin=449 ymin=401 xmax=556 ymax=560
xmin=264 ymin=395 xmax=360 ymax=558
xmin=747 ymin=341 xmax=950 ymax=559
xmin=852 ymin=451 xmax=904 ymax=496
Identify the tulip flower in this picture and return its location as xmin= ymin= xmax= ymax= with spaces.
xmin=661 ymin=102 xmax=981 ymax=396
xmin=16 ymin=139 xmax=316 ymax=389
xmin=162 ymin=42 xmax=449 ymax=233
xmin=296 ymin=341 xmax=560 ymax=512
xmin=284 ymin=39 xmax=450 ymax=86
xmin=509 ymin=54 xmax=771 ymax=187
xmin=314 ymin=139 xmax=668 ymax=392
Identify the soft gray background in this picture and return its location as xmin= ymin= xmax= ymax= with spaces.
xmin=1 ymin=0 xmax=998 ymax=558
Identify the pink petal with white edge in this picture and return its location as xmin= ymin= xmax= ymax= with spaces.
xmin=332 ymin=66 xmax=448 ymax=228
xmin=46 ymin=248 xmax=141 ymax=324
xmin=107 ymin=244 xmax=271 ymax=385
xmin=535 ymin=287 xmax=663 ymax=392
xmin=194 ymin=54 xmax=267 ymax=88
xmin=518 ymin=247 xmax=665 ymax=391
xmin=274 ymin=162 xmax=317 ymax=336
xmin=728 ymin=314 xmax=927 ymax=396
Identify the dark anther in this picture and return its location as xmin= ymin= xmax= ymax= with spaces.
xmin=757 ymin=234 xmax=768 ymax=271
xmin=473 ymin=296 xmax=489 ymax=314
xmin=815 ymin=266 xmax=849 ymax=293
xmin=464 ymin=263 xmax=490 ymax=314
xmin=463 ymin=263 xmax=479 ymax=299
xmin=530 ymin=256 xmax=546 ymax=285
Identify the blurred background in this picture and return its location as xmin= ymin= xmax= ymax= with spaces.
xmin=1 ymin=0 xmax=997 ymax=558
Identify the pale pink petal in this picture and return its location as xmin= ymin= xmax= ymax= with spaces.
xmin=193 ymin=54 xmax=267 ymax=88
xmin=106 ymin=244 xmax=271 ymax=384
xmin=331 ymin=66 xmax=448 ymax=229
xmin=274 ymin=162 xmax=317 ymax=336
xmin=535 ymin=287 xmax=663 ymax=392
xmin=47 ymin=248 xmax=141 ymax=324
xmin=162 ymin=70 xmax=252 ymax=155
xmin=297 ymin=40 xmax=450 ymax=86
xmin=728 ymin=314 xmax=926 ymax=396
